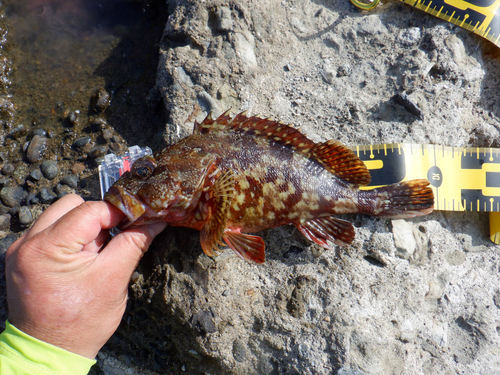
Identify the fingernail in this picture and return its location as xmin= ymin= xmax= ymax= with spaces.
xmin=147 ymin=222 xmax=168 ymax=237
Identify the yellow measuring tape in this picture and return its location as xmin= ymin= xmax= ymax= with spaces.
xmin=351 ymin=0 xmax=500 ymax=48
xmin=353 ymin=144 xmax=500 ymax=244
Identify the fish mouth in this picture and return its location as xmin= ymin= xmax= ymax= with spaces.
xmin=104 ymin=186 xmax=146 ymax=229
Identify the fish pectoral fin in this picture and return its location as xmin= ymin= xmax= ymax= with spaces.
xmin=223 ymin=229 xmax=266 ymax=264
xmin=199 ymin=170 xmax=236 ymax=257
xmin=296 ymin=216 xmax=355 ymax=248
xmin=313 ymin=140 xmax=371 ymax=186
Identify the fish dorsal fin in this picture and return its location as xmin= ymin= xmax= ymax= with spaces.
xmin=312 ymin=140 xmax=371 ymax=186
xmin=195 ymin=111 xmax=317 ymax=156
xmin=193 ymin=109 xmax=233 ymax=135
xmin=200 ymin=170 xmax=235 ymax=256
xmin=194 ymin=111 xmax=370 ymax=185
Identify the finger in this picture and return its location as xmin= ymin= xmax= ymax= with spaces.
xmin=43 ymin=200 xmax=126 ymax=254
xmin=26 ymin=194 xmax=85 ymax=239
xmin=97 ymin=222 xmax=167 ymax=282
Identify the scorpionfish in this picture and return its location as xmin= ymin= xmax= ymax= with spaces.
xmin=104 ymin=111 xmax=434 ymax=263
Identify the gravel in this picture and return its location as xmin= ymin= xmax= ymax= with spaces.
xmin=40 ymin=160 xmax=59 ymax=180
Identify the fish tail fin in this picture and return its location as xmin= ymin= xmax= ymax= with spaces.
xmin=360 ymin=179 xmax=434 ymax=219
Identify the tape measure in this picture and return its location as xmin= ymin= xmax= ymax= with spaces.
xmin=351 ymin=0 xmax=500 ymax=48
xmin=352 ymin=143 xmax=500 ymax=244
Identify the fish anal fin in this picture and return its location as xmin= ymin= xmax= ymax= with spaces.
xmin=296 ymin=216 xmax=355 ymax=248
xmin=223 ymin=228 xmax=266 ymax=264
xmin=199 ymin=170 xmax=236 ymax=257
xmin=313 ymin=140 xmax=371 ymax=186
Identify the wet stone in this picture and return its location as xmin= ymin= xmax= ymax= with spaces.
xmin=73 ymin=136 xmax=92 ymax=149
xmin=7 ymin=124 xmax=28 ymax=140
xmin=1 ymin=163 xmax=15 ymax=176
xmin=40 ymin=160 xmax=59 ymax=180
xmin=18 ymin=206 xmax=33 ymax=226
xmin=32 ymin=128 xmax=47 ymax=137
xmin=0 ymin=234 xmax=17 ymax=259
xmin=70 ymin=162 xmax=85 ymax=175
xmin=0 ymin=213 xmax=10 ymax=230
xmin=29 ymin=169 xmax=43 ymax=181
xmin=67 ymin=111 xmax=79 ymax=126
xmin=109 ymin=142 xmax=121 ymax=152
xmin=26 ymin=192 xmax=39 ymax=205
xmin=26 ymin=135 xmax=48 ymax=163
xmin=91 ymin=87 xmax=111 ymax=113
xmin=0 ymin=186 xmax=27 ymax=207
xmin=39 ymin=188 xmax=56 ymax=204
xmin=88 ymin=145 xmax=108 ymax=159
xmin=60 ymin=175 xmax=78 ymax=189
xmin=55 ymin=183 xmax=74 ymax=198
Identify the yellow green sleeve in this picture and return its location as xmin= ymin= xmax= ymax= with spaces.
xmin=0 ymin=320 xmax=96 ymax=375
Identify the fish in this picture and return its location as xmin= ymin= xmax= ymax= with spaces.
xmin=104 ymin=111 xmax=434 ymax=264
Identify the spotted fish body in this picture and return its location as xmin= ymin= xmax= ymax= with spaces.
xmin=104 ymin=112 xmax=434 ymax=263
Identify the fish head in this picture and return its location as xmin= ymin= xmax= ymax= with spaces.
xmin=104 ymin=147 xmax=215 ymax=229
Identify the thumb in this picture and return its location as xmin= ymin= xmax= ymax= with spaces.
xmin=98 ymin=222 xmax=167 ymax=282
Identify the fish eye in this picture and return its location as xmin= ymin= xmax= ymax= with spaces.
xmin=132 ymin=157 xmax=156 ymax=180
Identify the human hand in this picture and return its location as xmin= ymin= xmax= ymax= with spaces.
xmin=5 ymin=194 xmax=167 ymax=359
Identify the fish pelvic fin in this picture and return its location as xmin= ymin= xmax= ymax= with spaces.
xmin=312 ymin=140 xmax=371 ymax=186
xmin=359 ymin=179 xmax=434 ymax=218
xmin=200 ymin=170 xmax=236 ymax=257
xmin=296 ymin=216 xmax=355 ymax=248
xmin=223 ymin=229 xmax=266 ymax=264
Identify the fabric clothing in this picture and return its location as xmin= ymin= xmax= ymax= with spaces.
xmin=0 ymin=320 xmax=95 ymax=375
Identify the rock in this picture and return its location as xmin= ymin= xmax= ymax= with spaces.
xmin=73 ymin=136 xmax=92 ymax=149
xmin=398 ymin=27 xmax=422 ymax=47
xmin=66 ymin=111 xmax=79 ymax=126
xmin=215 ymin=6 xmax=233 ymax=31
xmin=60 ymin=175 xmax=78 ymax=189
xmin=233 ymin=31 xmax=257 ymax=67
xmin=0 ymin=233 xmax=17 ymax=259
xmin=0 ymin=213 xmax=10 ymax=230
xmin=39 ymin=188 xmax=56 ymax=204
xmin=0 ymin=186 xmax=27 ymax=207
xmin=90 ymin=87 xmax=111 ymax=113
xmin=31 ymin=128 xmax=47 ymax=137
xmin=88 ymin=145 xmax=108 ymax=159
xmin=392 ymin=219 xmax=416 ymax=259
xmin=18 ymin=206 xmax=33 ymax=226
xmin=40 ymin=160 xmax=59 ymax=180
xmin=392 ymin=92 xmax=424 ymax=120
xmin=26 ymin=135 xmax=48 ymax=163
xmin=70 ymin=162 xmax=86 ymax=175
xmin=54 ymin=183 xmax=74 ymax=198
xmin=1 ymin=163 xmax=14 ymax=176
xmin=28 ymin=169 xmax=43 ymax=181
xmin=7 ymin=124 xmax=28 ymax=140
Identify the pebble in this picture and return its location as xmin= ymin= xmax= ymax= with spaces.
xmin=40 ymin=160 xmax=59 ymax=180
xmin=0 ymin=186 xmax=27 ymax=207
xmin=0 ymin=233 xmax=17 ymax=259
xmin=26 ymin=192 xmax=39 ymax=205
xmin=88 ymin=145 xmax=108 ymax=159
xmin=0 ymin=213 xmax=10 ymax=230
xmin=70 ymin=162 xmax=86 ymax=175
xmin=216 ymin=6 xmax=233 ymax=31
xmin=191 ymin=310 xmax=217 ymax=334
xmin=7 ymin=124 xmax=28 ymax=140
xmin=337 ymin=64 xmax=352 ymax=77
xmin=233 ymin=31 xmax=257 ymax=67
xmin=29 ymin=169 xmax=43 ymax=181
xmin=26 ymin=135 xmax=48 ymax=163
xmin=32 ymin=128 xmax=47 ymax=137
xmin=392 ymin=219 xmax=416 ymax=259
xmin=1 ymin=163 xmax=15 ymax=176
xmin=109 ymin=142 xmax=121 ymax=152
xmin=73 ymin=136 xmax=92 ymax=149
xmin=55 ymin=183 xmax=74 ymax=198
xmin=39 ymin=188 xmax=56 ymax=204
xmin=91 ymin=87 xmax=111 ymax=113
xmin=18 ymin=206 xmax=33 ymax=226
xmin=102 ymin=128 xmax=113 ymax=141
xmin=60 ymin=175 xmax=78 ymax=189
xmin=392 ymin=92 xmax=423 ymax=119
xmin=67 ymin=111 xmax=79 ymax=126
xmin=232 ymin=339 xmax=249 ymax=363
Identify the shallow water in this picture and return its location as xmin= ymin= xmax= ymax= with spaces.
xmin=3 ymin=0 xmax=168 ymax=149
